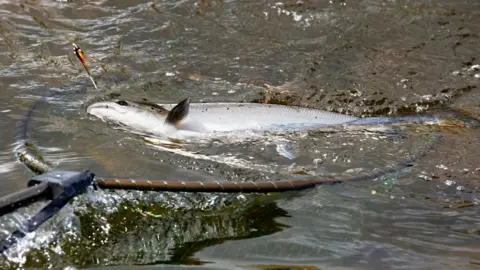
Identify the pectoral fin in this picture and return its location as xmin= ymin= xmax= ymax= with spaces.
xmin=165 ymin=97 xmax=190 ymax=128
xmin=276 ymin=143 xmax=296 ymax=160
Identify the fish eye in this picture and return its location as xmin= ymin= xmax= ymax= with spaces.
xmin=116 ymin=100 xmax=128 ymax=106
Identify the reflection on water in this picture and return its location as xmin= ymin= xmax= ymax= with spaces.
xmin=0 ymin=0 xmax=479 ymax=269
xmin=200 ymin=183 xmax=479 ymax=270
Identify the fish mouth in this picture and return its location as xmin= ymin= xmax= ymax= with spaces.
xmin=86 ymin=101 xmax=128 ymax=115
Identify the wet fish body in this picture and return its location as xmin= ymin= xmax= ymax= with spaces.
xmin=87 ymin=99 xmax=362 ymax=138
xmin=86 ymin=98 xmax=440 ymax=139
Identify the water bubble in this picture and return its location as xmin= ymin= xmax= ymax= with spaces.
xmin=418 ymin=172 xmax=432 ymax=181
xmin=444 ymin=180 xmax=455 ymax=186
xmin=469 ymin=64 xmax=480 ymax=71
xmin=436 ymin=164 xmax=448 ymax=170
xmin=313 ymin=158 xmax=323 ymax=165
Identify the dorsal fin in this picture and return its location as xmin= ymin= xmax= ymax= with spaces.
xmin=165 ymin=98 xmax=190 ymax=127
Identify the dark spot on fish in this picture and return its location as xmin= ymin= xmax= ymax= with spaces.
xmin=226 ymin=107 xmax=229 ymax=110
xmin=116 ymin=100 xmax=129 ymax=106
xmin=136 ymin=100 xmax=170 ymax=115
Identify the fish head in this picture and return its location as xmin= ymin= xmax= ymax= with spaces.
xmin=87 ymin=99 xmax=134 ymax=118
xmin=88 ymin=99 xmax=170 ymax=116
xmin=86 ymin=99 xmax=169 ymax=133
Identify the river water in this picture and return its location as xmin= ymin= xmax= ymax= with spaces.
xmin=0 ymin=0 xmax=479 ymax=269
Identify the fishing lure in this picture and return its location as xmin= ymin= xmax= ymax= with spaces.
xmin=72 ymin=43 xmax=98 ymax=89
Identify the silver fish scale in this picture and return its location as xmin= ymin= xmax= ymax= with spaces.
xmin=161 ymin=103 xmax=358 ymax=127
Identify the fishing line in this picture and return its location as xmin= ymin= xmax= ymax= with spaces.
xmin=72 ymin=43 xmax=97 ymax=89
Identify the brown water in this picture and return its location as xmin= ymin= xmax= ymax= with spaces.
xmin=0 ymin=0 xmax=479 ymax=269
